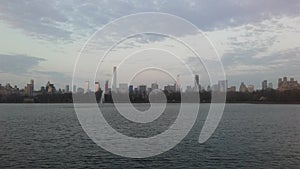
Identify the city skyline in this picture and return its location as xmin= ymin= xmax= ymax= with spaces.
xmin=0 ymin=64 xmax=296 ymax=93
xmin=1 ymin=75 xmax=299 ymax=95
xmin=1 ymin=74 xmax=299 ymax=104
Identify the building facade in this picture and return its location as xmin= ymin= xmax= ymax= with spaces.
xmin=239 ymin=82 xmax=248 ymax=93
xmin=278 ymin=77 xmax=300 ymax=91
xmin=262 ymin=80 xmax=268 ymax=90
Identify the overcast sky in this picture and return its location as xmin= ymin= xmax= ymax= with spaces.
xmin=0 ymin=0 xmax=299 ymax=90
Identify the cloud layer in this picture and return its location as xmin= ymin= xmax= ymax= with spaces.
xmin=0 ymin=54 xmax=45 ymax=74
xmin=0 ymin=0 xmax=299 ymax=89
xmin=1 ymin=0 xmax=299 ymax=40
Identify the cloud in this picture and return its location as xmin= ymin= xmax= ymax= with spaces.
xmin=205 ymin=15 xmax=300 ymax=72
xmin=0 ymin=0 xmax=299 ymax=89
xmin=222 ymin=47 xmax=300 ymax=87
xmin=0 ymin=54 xmax=46 ymax=74
xmin=223 ymin=47 xmax=300 ymax=74
xmin=0 ymin=0 xmax=299 ymax=41
xmin=0 ymin=0 xmax=71 ymax=41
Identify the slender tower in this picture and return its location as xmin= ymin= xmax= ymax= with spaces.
xmin=176 ymin=74 xmax=181 ymax=92
xmin=194 ymin=74 xmax=200 ymax=91
xmin=84 ymin=81 xmax=90 ymax=93
xmin=105 ymin=80 xmax=109 ymax=94
xmin=112 ymin=66 xmax=117 ymax=91
xmin=30 ymin=79 xmax=34 ymax=91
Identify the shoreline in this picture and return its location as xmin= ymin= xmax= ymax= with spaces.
xmin=0 ymin=102 xmax=300 ymax=104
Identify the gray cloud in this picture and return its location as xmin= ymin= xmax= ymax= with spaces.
xmin=0 ymin=54 xmax=46 ymax=74
xmin=222 ymin=47 xmax=300 ymax=87
xmin=0 ymin=0 xmax=71 ymax=41
xmin=0 ymin=0 xmax=299 ymax=41
xmin=0 ymin=0 xmax=299 ymax=88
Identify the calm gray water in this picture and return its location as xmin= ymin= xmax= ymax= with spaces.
xmin=0 ymin=104 xmax=299 ymax=168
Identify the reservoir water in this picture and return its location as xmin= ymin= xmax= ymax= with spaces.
xmin=0 ymin=104 xmax=299 ymax=168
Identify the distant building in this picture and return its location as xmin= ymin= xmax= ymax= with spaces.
xmin=118 ymin=83 xmax=128 ymax=93
xmin=129 ymin=85 xmax=134 ymax=94
xmin=139 ymin=85 xmax=147 ymax=98
xmin=25 ymin=79 xmax=34 ymax=96
xmin=239 ymin=82 xmax=248 ymax=93
xmin=147 ymin=87 xmax=152 ymax=95
xmin=218 ymin=80 xmax=228 ymax=92
xmin=207 ymin=85 xmax=211 ymax=92
xmin=73 ymin=85 xmax=77 ymax=93
xmin=139 ymin=85 xmax=147 ymax=93
xmin=151 ymin=83 xmax=159 ymax=90
xmin=46 ymin=81 xmax=56 ymax=94
xmin=1 ymin=83 xmax=19 ymax=96
xmin=262 ymin=80 xmax=268 ymax=90
xmin=107 ymin=88 xmax=111 ymax=94
xmin=84 ymin=81 xmax=90 ymax=93
xmin=268 ymin=83 xmax=273 ymax=90
xmin=66 ymin=85 xmax=70 ymax=93
xmin=164 ymin=84 xmax=176 ymax=93
xmin=134 ymin=87 xmax=138 ymax=95
xmin=194 ymin=74 xmax=200 ymax=91
xmin=95 ymin=82 xmax=100 ymax=92
xmin=227 ymin=86 xmax=236 ymax=92
xmin=105 ymin=80 xmax=109 ymax=94
xmin=248 ymin=85 xmax=254 ymax=93
xmin=278 ymin=77 xmax=300 ymax=91
xmin=175 ymin=74 xmax=181 ymax=92
xmin=40 ymin=86 xmax=46 ymax=94
xmin=112 ymin=66 xmax=117 ymax=91
xmin=30 ymin=79 xmax=34 ymax=92
xmin=77 ymin=87 xmax=84 ymax=94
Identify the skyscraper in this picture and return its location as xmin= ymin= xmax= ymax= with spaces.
xmin=248 ymin=85 xmax=254 ymax=93
xmin=30 ymin=79 xmax=34 ymax=91
xmin=139 ymin=85 xmax=147 ymax=98
xmin=218 ymin=80 xmax=228 ymax=92
xmin=175 ymin=74 xmax=181 ymax=92
xmin=84 ymin=81 xmax=90 ymax=93
xmin=194 ymin=74 xmax=200 ymax=91
xmin=46 ymin=81 xmax=56 ymax=94
xmin=112 ymin=66 xmax=117 ymax=91
xmin=73 ymin=85 xmax=77 ymax=93
xmin=239 ymin=82 xmax=248 ymax=93
xmin=95 ymin=82 xmax=100 ymax=92
xmin=26 ymin=79 xmax=34 ymax=97
xmin=66 ymin=85 xmax=70 ymax=93
xmin=262 ymin=80 xmax=268 ymax=90
xmin=129 ymin=85 xmax=134 ymax=94
xmin=105 ymin=80 xmax=109 ymax=94
xmin=139 ymin=85 xmax=147 ymax=93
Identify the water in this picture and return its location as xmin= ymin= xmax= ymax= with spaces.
xmin=0 ymin=104 xmax=299 ymax=168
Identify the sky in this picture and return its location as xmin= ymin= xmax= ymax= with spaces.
xmin=0 ymin=0 xmax=300 ymax=90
